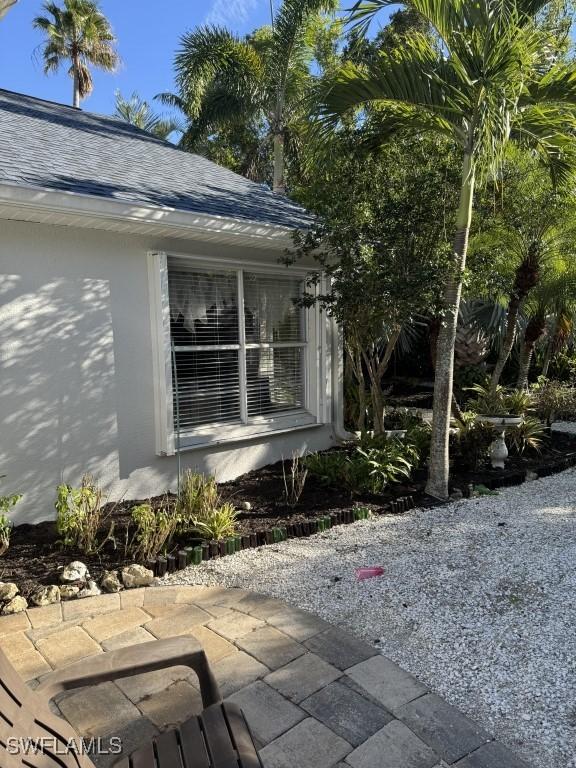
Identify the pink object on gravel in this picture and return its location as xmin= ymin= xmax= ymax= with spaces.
xmin=355 ymin=566 xmax=385 ymax=580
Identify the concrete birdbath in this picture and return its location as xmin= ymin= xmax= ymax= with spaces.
xmin=476 ymin=415 xmax=523 ymax=469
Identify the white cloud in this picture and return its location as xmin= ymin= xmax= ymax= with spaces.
xmin=204 ymin=0 xmax=260 ymax=28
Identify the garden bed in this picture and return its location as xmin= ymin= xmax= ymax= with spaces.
xmin=3 ymin=429 xmax=576 ymax=599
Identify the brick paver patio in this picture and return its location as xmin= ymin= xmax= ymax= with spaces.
xmin=0 ymin=585 xmax=531 ymax=768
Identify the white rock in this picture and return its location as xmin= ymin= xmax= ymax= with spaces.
xmin=121 ymin=564 xmax=154 ymax=589
xmin=1 ymin=595 xmax=27 ymax=614
xmin=78 ymin=580 xmax=101 ymax=598
xmin=59 ymin=585 xmax=80 ymax=600
xmin=100 ymin=570 xmax=123 ymax=593
xmin=240 ymin=501 xmax=252 ymax=511
xmin=30 ymin=585 xmax=60 ymax=606
xmin=0 ymin=582 xmax=19 ymax=602
xmin=60 ymin=561 xmax=89 ymax=583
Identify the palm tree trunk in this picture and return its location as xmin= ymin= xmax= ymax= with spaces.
xmin=272 ymin=132 xmax=285 ymax=194
xmin=426 ymin=151 xmax=475 ymax=499
xmin=516 ymin=343 xmax=533 ymax=390
xmin=72 ymin=62 xmax=80 ymax=108
xmin=541 ymin=338 xmax=553 ymax=378
xmin=490 ymin=294 xmax=520 ymax=390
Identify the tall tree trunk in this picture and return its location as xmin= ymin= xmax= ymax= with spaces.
xmin=490 ymin=294 xmax=520 ymax=390
xmin=541 ymin=338 xmax=553 ymax=378
xmin=72 ymin=63 xmax=80 ymax=108
xmin=516 ymin=315 xmax=546 ymax=389
xmin=426 ymin=152 xmax=475 ymax=499
xmin=516 ymin=344 xmax=533 ymax=390
xmin=272 ymin=132 xmax=285 ymax=194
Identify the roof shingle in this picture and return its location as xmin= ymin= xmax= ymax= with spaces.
xmin=0 ymin=89 xmax=310 ymax=229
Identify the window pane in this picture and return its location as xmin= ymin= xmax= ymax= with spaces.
xmin=244 ymin=272 xmax=304 ymax=343
xmin=172 ymin=349 xmax=240 ymax=428
xmin=167 ymin=258 xmax=241 ymax=428
xmin=247 ymin=347 xmax=304 ymax=417
xmin=168 ymin=261 xmax=238 ymax=346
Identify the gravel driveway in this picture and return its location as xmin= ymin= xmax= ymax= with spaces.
xmin=165 ymin=464 xmax=576 ymax=768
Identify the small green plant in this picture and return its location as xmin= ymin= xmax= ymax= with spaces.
xmin=176 ymin=470 xmax=219 ymax=531
xmin=473 ymin=484 xmax=498 ymax=496
xmin=383 ymin=408 xmax=422 ymax=431
xmin=191 ymin=502 xmax=237 ymax=541
xmin=466 ymin=383 xmax=531 ymax=417
xmin=55 ymin=474 xmax=105 ymax=553
xmin=452 ymin=413 xmax=495 ymax=471
xmin=507 ymin=417 xmax=547 ymax=455
xmin=305 ymin=451 xmax=348 ymax=487
xmin=0 ymin=478 xmax=20 ymax=556
xmin=130 ymin=500 xmax=177 ymax=561
xmin=282 ymin=452 xmax=308 ymax=508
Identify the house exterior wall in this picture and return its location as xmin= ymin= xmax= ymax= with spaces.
xmin=0 ymin=220 xmax=337 ymax=524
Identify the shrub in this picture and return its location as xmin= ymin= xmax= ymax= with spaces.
xmin=507 ymin=417 xmax=547 ymax=455
xmin=306 ymin=438 xmax=418 ymax=496
xmin=452 ymin=413 xmax=495 ymax=471
xmin=0 ymin=483 xmax=20 ymax=557
xmin=405 ymin=422 xmax=432 ymax=467
xmin=55 ymin=474 xmax=105 ymax=553
xmin=282 ymin=452 xmax=308 ymax=507
xmin=176 ymin=471 xmax=219 ymax=531
xmin=466 ymin=383 xmax=531 ymax=416
xmin=191 ymin=502 xmax=237 ymax=540
xmin=130 ymin=501 xmax=177 ymax=561
xmin=383 ymin=408 xmax=423 ymax=431
xmin=530 ymin=378 xmax=576 ymax=424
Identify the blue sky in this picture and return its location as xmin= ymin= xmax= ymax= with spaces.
xmin=0 ymin=0 xmax=275 ymax=115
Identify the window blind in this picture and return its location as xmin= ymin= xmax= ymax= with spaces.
xmin=167 ymin=258 xmax=308 ymax=432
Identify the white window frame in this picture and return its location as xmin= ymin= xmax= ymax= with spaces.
xmin=148 ymin=251 xmax=328 ymax=454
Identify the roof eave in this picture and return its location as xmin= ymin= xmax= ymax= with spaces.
xmin=0 ymin=181 xmax=300 ymax=250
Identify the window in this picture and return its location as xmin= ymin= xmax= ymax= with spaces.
xmin=161 ymin=256 xmax=319 ymax=446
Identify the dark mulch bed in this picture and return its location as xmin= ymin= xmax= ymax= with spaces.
xmin=4 ymin=430 xmax=576 ymax=599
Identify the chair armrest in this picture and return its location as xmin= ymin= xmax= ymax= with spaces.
xmin=35 ymin=636 xmax=221 ymax=707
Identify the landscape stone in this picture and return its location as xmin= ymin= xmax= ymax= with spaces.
xmin=60 ymin=561 xmax=89 ymax=582
xmin=101 ymin=570 xmax=123 ymax=593
xmin=2 ymin=595 xmax=28 ymax=614
xmin=30 ymin=585 xmax=61 ymax=607
xmin=78 ymin=580 xmax=102 ymax=598
xmin=122 ymin=564 xmax=154 ymax=589
xmin=60 ymin=585 xmax=80 ymax=600
xmin=0 ymin=582 xmax=19 ymax=602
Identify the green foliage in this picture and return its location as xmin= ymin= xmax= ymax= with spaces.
xmin=306 ymin=438 xmax=418 ymax=495
xmin=55 ymin=474 xmax=104 ymax=553
xmin=530 ymin=378 xmax=576 ymax=423
xmin=191 ymin=502 xmax=238 ymax=541
xmin=383 ymin=408 xmax=423 ymax=431
xmin=130 ymin=502 xmax=177 ymax=561
xmin=0 ymin=478 xmax=20 ymax=556
xmin=176 ymin=471 xmax=219 ymax=531
xmin=406 ymin=422 xmax=432 ymax=467
xmin=452 ymin=413 xmax=495 ymax=471
xmin=507 ymin=418 xmax=547 ymax=455
xmin=466 ymin=383 xmax=531 ymax=416
xmin=114 ymin=91 xmax=181 ymax=140
xmin=473 ymin=484 xmax=499 ymax=497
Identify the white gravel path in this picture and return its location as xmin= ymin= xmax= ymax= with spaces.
xmin=165 ymin=457 xmax=576 ymax=768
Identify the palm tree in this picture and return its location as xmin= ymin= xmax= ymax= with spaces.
xmin=317 ymin=0 xmax=576 ymax=498
xmin=114 ymin=91 xmax=181 ymax=141
xmin=516 ymin=253 xmax=576 ymax=388
xmin=160 ymin=0 xmax=337 ymax=193
xmin=0 ymin=0 xmax=17 ymax=20
xmin=33 ymin=0 xmax=119 ymax=108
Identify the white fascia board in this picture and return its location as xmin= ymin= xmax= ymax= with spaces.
xmin=0 ymin=181 xmax=298 ymax=250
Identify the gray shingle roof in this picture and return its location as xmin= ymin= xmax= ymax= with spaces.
xmin=0 ymin=89 xmax=310 ymax=229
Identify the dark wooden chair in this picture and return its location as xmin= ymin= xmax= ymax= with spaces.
xmin=0 ymin=635 xmax=262 ymax=768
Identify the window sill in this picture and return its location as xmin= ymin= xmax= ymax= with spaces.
xmin=168 ymin=414 xmax=325 ymax=453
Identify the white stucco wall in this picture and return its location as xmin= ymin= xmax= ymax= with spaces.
xmin=0 ymin=220 xmax=337 ymax=524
